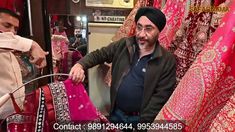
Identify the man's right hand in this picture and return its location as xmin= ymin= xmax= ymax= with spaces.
xmin=29 ymin=41 xmax=48 ymax=68
xmin=69 ymin=63 xmax=85 ymax=83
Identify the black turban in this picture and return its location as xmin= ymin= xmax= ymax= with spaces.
xmin=135 ymin=7 xmax=166 ymax=32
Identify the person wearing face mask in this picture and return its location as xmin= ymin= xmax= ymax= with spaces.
xmin=0 ymin=8 xmax=48 ymax=121
xmin=69 ymin=7 xmax=176 ymax=128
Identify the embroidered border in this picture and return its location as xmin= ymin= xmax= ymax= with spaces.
xmin=35 ymin=88 xmax=46 ymax=132
xmin=6 ymin=114 xmax=34 ymax=125
xmin=48 ymin=82 xmax=71 ymax=122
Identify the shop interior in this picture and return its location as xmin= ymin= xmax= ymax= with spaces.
xmin=0 ymin=0 xmax=234 ymax=131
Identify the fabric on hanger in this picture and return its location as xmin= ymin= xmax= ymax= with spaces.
xmin=168 ymin=0 xmax=226 ymax=86
xmin=158 ymin=0 xmax=187 ymax=49
xmin=154 ymin=1 xmax=235 ymax=131
xmin=5 ymin=79 xmax=112 ymax=131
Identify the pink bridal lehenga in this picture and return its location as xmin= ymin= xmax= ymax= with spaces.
xmin=5 ymin=79 xmax=113 ymax=131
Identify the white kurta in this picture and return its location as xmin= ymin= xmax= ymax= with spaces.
xmin=0 ymin=32 xmax=32 ymax=119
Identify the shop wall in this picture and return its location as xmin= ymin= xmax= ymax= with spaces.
xmin=88 ymin=23 xmax=121 ymax=115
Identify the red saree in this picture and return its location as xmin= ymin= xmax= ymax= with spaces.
xmin=154 ymin=1 xmax=235 ymax=131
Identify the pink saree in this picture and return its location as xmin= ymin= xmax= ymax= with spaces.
xmin=154 ymin=1 xmax=235 ymax=131
xmin=5 ymin=80 xmax=111 ymax=131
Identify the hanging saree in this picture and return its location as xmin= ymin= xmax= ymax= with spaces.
xmin=168 ymin=0 xmax=230 ymax=86
xmin=158 ymin=0 xmax=187 ymax=49
xmin=154 ymin=1 xmax=235 ymax=131
xmin=5 ymin=79 xmax=112 ymax=131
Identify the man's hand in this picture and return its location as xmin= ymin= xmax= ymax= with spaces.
xmin=29 ymin=41 xmax=48 ymax=68
xmin=69 ymin=63 xmax=85 ymax=83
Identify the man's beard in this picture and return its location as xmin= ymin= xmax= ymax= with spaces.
xmin=138 ymin=42 xmax=148 ymax=50
xmin=137 ymin=40 xmax=156 ymax=50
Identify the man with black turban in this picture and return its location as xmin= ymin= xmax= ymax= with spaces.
xmin=69 ymin=7 xmax=176 ymax=130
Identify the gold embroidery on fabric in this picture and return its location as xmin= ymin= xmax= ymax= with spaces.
xmin=165 ymin=105 xmax=185 ymax=121
xmin=6 ymin=114 xmax=34 ymax=124
xmin=201 ymin=50 xmax=216 ymax=63
xmin=228 ymin=109 xmax=235 ymax=118
xmin=200 ymin=96 xmax=235 ymax=130
xmin=167 ymin=67 xmax=205 ymax=126
xmin=208 ymin=93 xmax=235 ymax=131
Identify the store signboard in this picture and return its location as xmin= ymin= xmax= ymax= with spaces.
xmin=86 ymin=0 xmax=134 ymax=8
xmin=94 ymin=16 xmax=125 ymax=23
